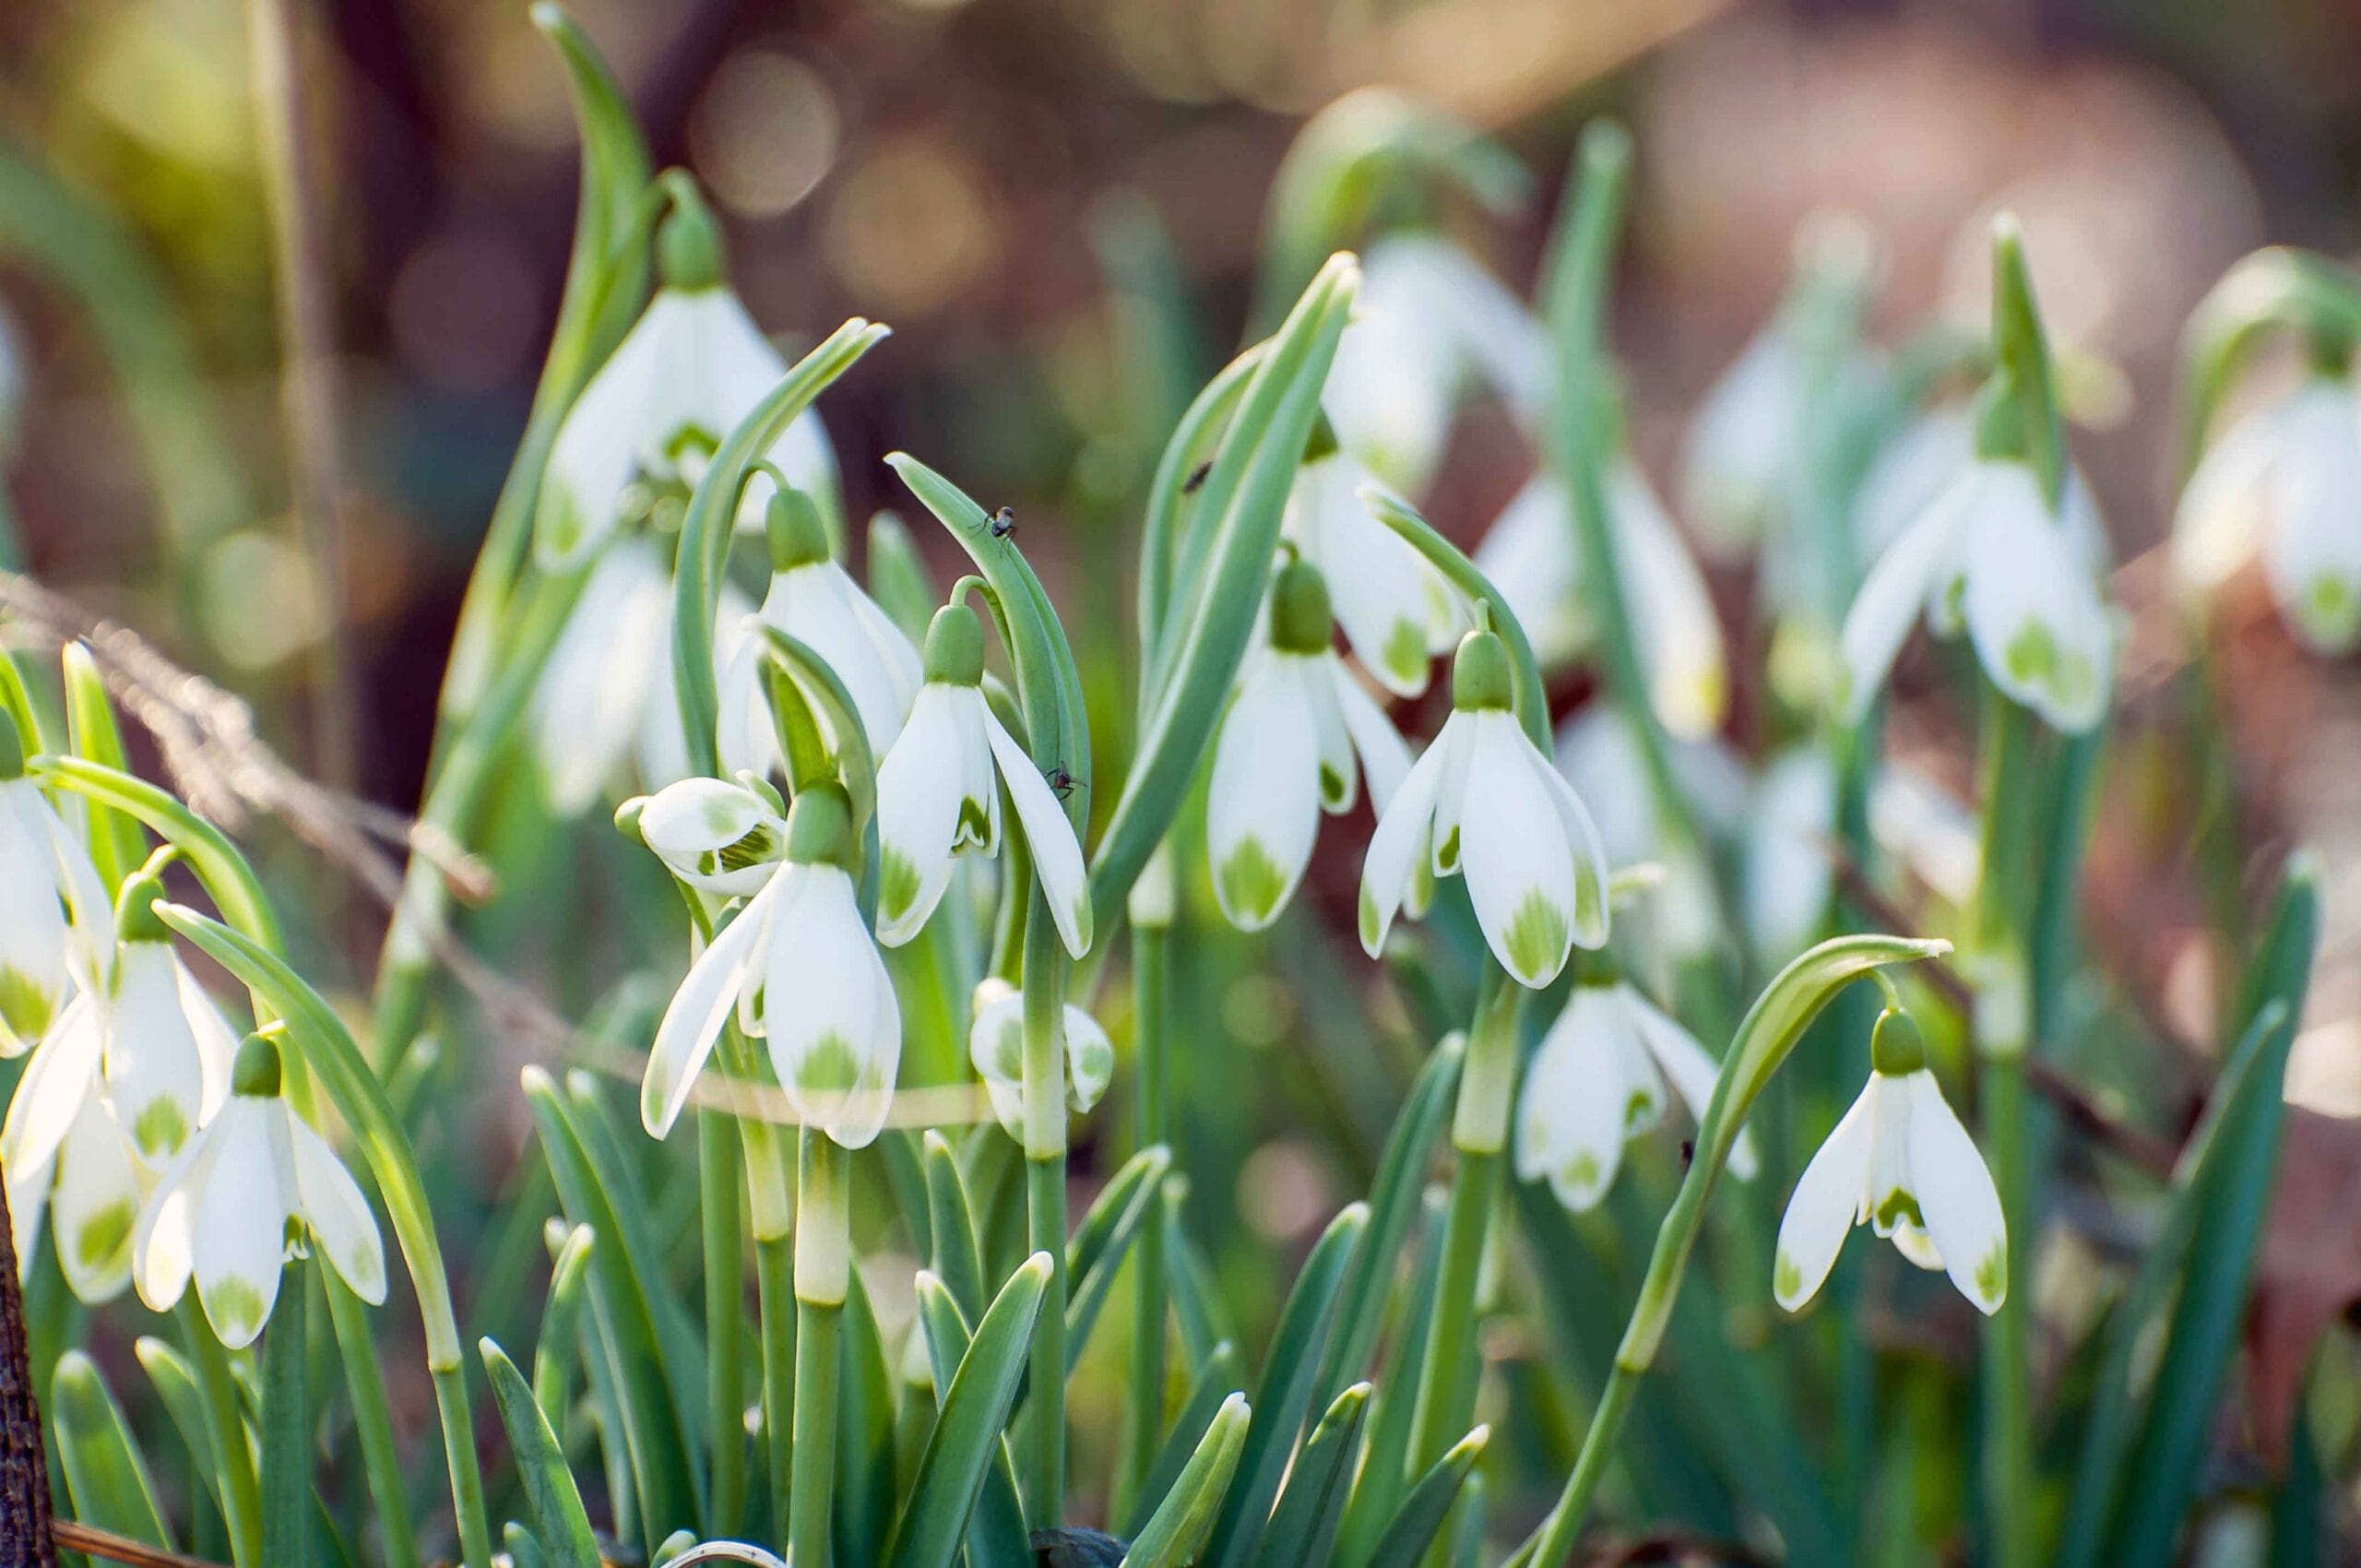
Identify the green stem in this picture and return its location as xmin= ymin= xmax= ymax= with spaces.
xmin=791 ymin=1131 xmax=848 ymax=1568
xmin=1025 ymin=1151 xmax=1070 ymax=1529
xmin=701 ymin=1113 xmax=747 ymax=1533
xmin=323 ymin=1274 xmax=416 ymax=1568
xmin=757 ymin=1235 xmax=796 ymax=1541
xmin=180 ymin=1301 xmax=261 ymax=1568
xmin=1121 ymin=909 xmax=1173 ymax=1515
xmin=258 ymin=1256 xmax=308 ymax=1564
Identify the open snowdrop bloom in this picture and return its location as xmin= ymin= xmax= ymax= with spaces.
xmin=640 ymin=782 xmax=901 ymax=1149
xmin=1774 ymin=1005 xmax=2006 ymax=1316
xmin=967 ymin=978 xmax=1113 ymax=1139
xmin=1360 ymin=627 xmax=1610 ymax=987
xmin=0 ymin=996 xmax=143 ymax=1302
xmin=101 ymin=869 xmax=238 ymax=1164
xmin=2174 ymin=376 xmax=2361 ymax=653
xmin=1207 ymin=560 xmax=1410 ymax=931
xmin=1474 ymin=460 xmax=1727 ymax=740
xmin=0 ymin=718 xmax=111 ymax=1052
xmin=133 ymin=1033 xmax=386 ymax=1348
xmin=1515 ymin=963 xmax=1758 ymax=1214
xmin=873 ymin=603 xmax=1090 ymax=954
xmin=1839 ymin=448 xmax=2112 ymax=734
xmin=718 ymin=488 xmax=922 ymax=775
xmin=1286 ymin=436 xmax=1463 ymax=697
xmin=533 ymin=178 xmax=836 ymax=572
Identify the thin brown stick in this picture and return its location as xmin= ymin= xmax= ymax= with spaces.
xmin=0 ymin=1182 xmax=55 ymax=1568
xmin=50 ymin=1523 xmax=222 ymax=1568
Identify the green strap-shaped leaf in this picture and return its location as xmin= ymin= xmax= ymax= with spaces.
xmin=1332 ymin=1187 xmax=1450 ymax=1563
xmin=924 ymin=1131 xmax=990 ymax=1326
xmin=259 ymin=1261 xmax=311 ymax=1566
xmin=885 ymin=1253 xmax=1053 ymax=1568
xmin=1201 ymin=1203 xmax=1369 ymax=1568
xmin=868 ymin=510 xmax=943 ymax=643
xmin=1251 ymin=1383 xmax=1370 ymax=1568
xmin=837 ymin=1270 xmax=899 ymax=1568
xmin=39 ymin=758 xmax=284 ymax=952
xmin=915 ymin=1274 xmax=1030 ymax=1568
xmin=535 ymin=1224 xmax=598 ymax=1437
xmin=1066 ymin=1145 xmax=1173 ymax=1370
xmin=1365 ymin=1425 xmax=1489 ymax=1568
xmin=483 ymin=1337 xmax=603 ymax=1568
xmin=1135 ymin=344 xmax=1261 ymax=679
xmin=58 ymin=644 xmax=147 ymax=894
xmin=1120 ymin=1392 xmax=1252 ymax=1568
xmin=1125 ymin=1342 xmax=1244 ymax=1539
xmin=1166 ymin=1190 xmax=1233 ymax=1368
xmin=52 ymin=1348 xmax=170 ymax=1548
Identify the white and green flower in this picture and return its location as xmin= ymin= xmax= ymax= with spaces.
xmin=1359 ymin=629 xmax=1610 ymax=988
xmin=872 ymin=604 xmax=1090 ymax=955
xmin=133 ymin=1033 xmax=386 ymax=1348
xmin=0 ymin=720 xmax=113 ymax=1054
xmin=101 ymin=873 xmax=239 ymax=1167
xmin=534 ymin=181 xmax=836 ymax=572
xmin=1285 ymin=445 xmax=1463 ymax=698
xmin=1207 ymin=560 xmax=1410 ymax=932
xmin=1515 ymin=970 xmax=1758 ymax=1214
xmin=641 ymin=783 xmax=900 ymax=1150
xmin=1839 ymin=456 xmax=2112 ymax=733
xmin=631 ymin=774 xmax=786 ymax=898
xmin=1773 ymin=1007 xmax=2005 ymax=1316
xmin=0 ymin=997 xmax=143 ymax=1303
xmin=2175 ymin=377 xmax=2361 ymax=653
xmin=966 ymin=977 xmax=1113 ymax=1139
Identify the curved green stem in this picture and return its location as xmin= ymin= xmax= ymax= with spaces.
xmin=790 ymin=1131 xmax=849 ymax=1568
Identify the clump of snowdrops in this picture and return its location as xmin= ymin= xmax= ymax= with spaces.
xmin=0 ymin=10 xmax=2343 ymax=1568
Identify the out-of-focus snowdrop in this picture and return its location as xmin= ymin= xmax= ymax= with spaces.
xmin=1476 ymin=459 xmax=1728 ymax=741
xmin=1207 ymin=559 xmax=1411 ymax=932
xmin=133 ymin=1032 xmax=386 ymax=1348
xmin=1360 ymin=629 xmax=1610 ymax=988
xmin=718 ymin=488 xmax=923 ymax=776
xmin=1 ymin=999 xmax=139 ymax=1301
xmin=1774 ymin=1004 xmax=2005 ymax=1317
xmin=1286 ymin=437 xmax=1464 ymax=697
xmin=2174 ymin=376 xmax=2361 ymax=653
xmin=1515 ymin=962 xmax=1758 ymax=1214
xmin=967 ymin=978 xmax=1112 ymax=1139
xmin=1551 ymin=707 xmax=1744 ymax=963
xmin=0 ymin=718 xmax=112 ymax=1053
xmin=1854 ymin=404 xmax=1976 ymax=567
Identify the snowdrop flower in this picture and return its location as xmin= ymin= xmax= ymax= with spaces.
xmin=1207 ymin=560 xmax=1411 ymax=931
xmin=133 ymin=1033 xmax=386 ymax=1348
xmin=1516 ymin=964 xmax=1758 ymax=1214
xmin=1839 ymin=453 xmax=2112 ymax=733
xmin=718 ymin=489 xmax=923 ymax=775
xmin=627 ymin=775 xmax=786 ymax=898
xmin=101 ymin=872 xmax=239 ymax=1164
xmin=967 ymin=978 xmax=1113 ymax=1138
xmin=2174 ymin=377 xmax=2361 ymax=653
xmin=1360 ymin=628 xmax=1610 ymax=988
xmin=0 ymin=719 xmax=111 ymax=1053
xmin=1774 ymin=1005 xmax=2005 ymax=1316
xmin=534 ymin=180 xmax=836 ymax=572
xmin=1 ymin=998 xmax=142 ymax=1301
xmin=1681 ymin=327 xmax=1808 ymax=558
xmin=641 ymin=782 xmax=900 ymax=1149
xmin=1854 ymin=404 xmax=1975 ymax=567
xmin=873 ymin=603 xmax=1091 ymax=955
xmin=1551 ymin=708 xmax=1742 ymax=967
xmin=1287 ymin=440 xmax=1462 ymax=697
xmin=1475 ymin=462 xmax=1727 ymax=739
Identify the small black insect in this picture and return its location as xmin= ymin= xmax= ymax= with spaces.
xmin=1046 ymin=764 xmax=1085 ymax=802
xmin=989 ymin=505 xmax=1017 ymax=539
xmin=1680 ymin=1138 xmax=1695 ymax=1170
xmin=1181 ymin=459 xmax=1213 ymax=494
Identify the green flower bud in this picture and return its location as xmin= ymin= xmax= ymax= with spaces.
xmin=1451 ymin=629 xmax=1513 ymax=712
xmin=613 ymin=795 xmax=649 ymax=845
xmin=657 ymin=177 xmax=725 ymax=292
xmin=765 ymin=488 xmax=830 ymax=574
xmin=1267 ymin=560 xmax=1334 ymax=655
xmin=923 ymin=604 xmax=986 ymax=686
xmin=231 ymin=1032 xmax=283 ymax=1099
xmin=784 ymin=782 xmax=856 ymax=871
xmin=1869 ymin=1005 xmax=1927 ymax=1077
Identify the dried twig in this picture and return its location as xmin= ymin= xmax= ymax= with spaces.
xmin=50 ymin=1523 xmax=221 ymax=1568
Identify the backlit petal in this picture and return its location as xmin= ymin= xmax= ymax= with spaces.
xmin=1206 ymin=659 xmax=1320 ymax=932
xmin=643 ymin=872 xmax=780 ymax=1136
xmin=1773 ymin=1081 xmax=1874 ymax=1313
xmin=984 ymin=710 xmax=1092 ymax=957
xmin=1358 ymin=718 xmax=1451 ymax=957
xmin=282 ymin=1110 xmax=387 ymax=1305
xmin=1904 ymin=1070 xmax=2008 ymax=1314
xmin=1461 ymin=713 xmax=1575 ymax=987
xmin=190 ymin=1100 xmax=287 ymax=1348
xmin=1838 ymin=468 xmax=1979 ymax=722
xmin=1960 ymin=467 xmax=2112 ymax=731
xmin=876 ymin=685 xmax=967 ymax=944
xmin=1514 ymin=991 xmax=1631 ymax=1214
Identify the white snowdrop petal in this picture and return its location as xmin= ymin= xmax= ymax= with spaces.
xmin=1681 ymin=330 xmax=1797 ymax=556
xmin=763 ymin=866 xmax=897 ymax=1146
xmin=1609 ymin=462 xmax=1727 ymax=739
xmin=1525 ymin=741 xmax=1614 ymax=952
xmin=1329 ymin=659 xmax=1412 ymax=812
xmin=713 ymin=623 xmax=779 ymax=783
xmin=1303 ymin=658 xmax=1358 ymax=815
xmin=0 ymin=993 xmax=101 ymax=1182
xmin=771 ymin=566 xmax=909 ymax=756
xmin=1960 ymin=469 xmax=2112 ymax=732
xmin=105 ymin=943 xmax=212 ymax=1165
xmin=1626 ymin=989 xmax=1754 ymax=1182
xmin=2172 ymin=398 xmax=2284 ymax=595
xmin=2260 ymin=387 xmax=2361 ymax=653
xmin=0 ymin=785 xmax=71 ymax=1052
xmin=639 ymin=776 xmax=777 ymax=859
xmin=1838 ymin=467 xmax=1980 ymax=723
xmin=52 ymin=1099 xmax=140 ymax=1304
xmin=876 ymin=687 xmax=968 ymax=944
xmin=1515 ymin=995 xmax=1630 ymax=1213
xmin=1063 ymin=1004 xmax=1114 ymax=1116
xmin=284 ymin=1111 xmax=386 ymax=1306
xmin=983 ymin=710 xmax=1093 ymax=958
xmin=643 ymin=873 xmax=781 ymax=1137
xmin=174 ymin=963 xmax=240 ymax=1123
xmin=1865 ymin=1073 xmax=1915 ymax=1235
xmin=1205 ymin=660 xmax=1321 ymax=932
xmin=1358 ymin=719 xmax=1450 ymax=957
xmin=191 ymin=1101 xmax=288 ymax=1348
xmin=535 ymin=303 xmax=670 ymax=568
xmin=844 ymin=577 xmax=926 ymax=720
xmin=1473 ymin=478 xmax=1581 ymax=668
xmin=1856 ymin=406 xmax=1975 ymax=564
xmin=131 ymin=1134 xmax=208 ymax=1313
xmin=1904 ymin=1071 xmax=2009 ymax=1314
xmin=967 ymin=984 xmax=1026 ymax=1137
xmin=533 ymin=540 xmax=670 ymax=814
xmin=1461 ymin=713 xmax=1576 ymax=988
xmin=1295 ymin=457 xmax=1437 ymax=696
xmin=1774 ymin=1082 xmax=1874 ymax=1313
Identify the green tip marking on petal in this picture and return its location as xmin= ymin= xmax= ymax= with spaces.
xmin=208 ymin=1276 xmax=268 ymax=1345
xmin=1382 ymin=620 xmax=1429 ymax=686
xmin=955 ymin=796 xmax=991 ymax=849
xmin=1974 ymin=1242 xmax=2008 ymax=1307
xmin=795 ymin=1034 xmax=862 ymax=1096
xmin=1623 ymin=1091 xmax=1655 ymax=1132
xmin=2306 ymin=574 xmax=2359 ymax=643
xmin=1435 ymin=826 xmax=1461 ymax=874
xmin=0 ymin=969 xmax=51 ymax=1050
xmin=1774 ymin=1251 xmax=1803 ymax=1303
xmin=878 ymin=846 xmax=921 ymax=923
xmin=1318 ymin=764 xmax=1347 ymax=808
xmin=2002 ymin=621 xmax=2058 ymax=688
xmin=1501 ymin=887 xmax=1570 ymax=983
xmin=131 ymin=1099 xmax=190 ymax=1161
xmin=539 ymin=487 xmax=586 ymax=562
xmin=1872 ymin=1188 xmax=1927 ymax=1233
xmin=1217 ymin=836 xmax=1289 ymax=929
xmin=1358 ymin=885 xmax=1382 ymax=950
xmin=1559 ymin=1152 xmax=1600 ymax=1200
xmin=75 ymin=1200 xmax=135 ymax=1272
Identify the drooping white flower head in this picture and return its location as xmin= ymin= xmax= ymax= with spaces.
xmin=0 ymin=996 xmax=143 ymax=1302
xmin=0 ymin=722 xmax=113 ymax=1054
xmin=1774 ymin=1006 xmax=2005 ymax=1316
xmin=630 ymin=774 xmax=787 ymax=898
xmin=1207 ymin=560 xmax=1410 ymax=932
xmin=133 ymin=1032 xmax=387 ymax=1348
xmin=873 ymin=603 xmax=1090 ymax=956
xmin=718 ymin=488 xmax=923 ymax=777
xmin=640 ymin=782 xmax=901 ymax=1150
xmin=966 ymin=978 xmax=1113 ymax=1139
xmin=1839 ymin=454 xmax=2113 ymax=733
xmin=534 ymin=182 xmax=836 ymax=573
xmin=101 ymin=869 xmax=239 ymax=1167
xmin=1284 ymin=444 xmax=1463 ymax=697
xmin=1474 ymin=461 xmax=1727 ymax=741
xmin=1854 ymin=404 xmax=1976 ymax=568
xmin=1516 ymin=968 xmax=1758 ymax=1214
xmin=1681 ymin=327 xmax=1806 ymax=559
xmin=1359 ymin=628 xmax=1610 ymax=988
xmin=2174 ymin=377 xmax=2361 ymax=654
xmin=529 ymin=537 xmax=760 ymax=816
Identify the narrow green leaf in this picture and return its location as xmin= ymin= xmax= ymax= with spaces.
xmin=924 ymin=1130 xmax=990 ymax=1326
xmin=1202 ymin=1202 xmax=1369 ymax=1568
xmin=836 ymin=1270 xmax=898 ymax=1568
xmin=1166 ymin=1188 xmax=1233 ymax=1368
xmin=1366 ymin=1425 xmax=1490 ymax=1568
xmin=483 ymin=1337 xmax=603 ymax=1568
xmin=259 ymin=1261 xmax=311 ymax=1566
xmin=135 ymin=1336 xmax=221 ymax=1515
xmin=867 ymin=510 xmax=941 ymax=643
xmin=535 ymin=1223 xmax=598 ymax=1436
xmin=58 ymin=642 xmax=147 ymax=893
xmin=1120 ymin=1392 xmax=1252 ymax=1568
xmin=1067 ymin=1144 xmax=1173 ymax=1370
xmin=1126 ymin=1343 xmax=1244 ymax=1539
xmin=1332 ymin=1187 xmax=1451 ymax=1564
xmin=1252 ymin=1382 xmax=1370 ymax=1568
xmin=915 ymin=1274 xmax=1030 ymax=1568
xmin=52 ymin=1348 xmax=170 ymax=1547
xmin=886 ymin=1253 xmax=1054 ymax=1568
